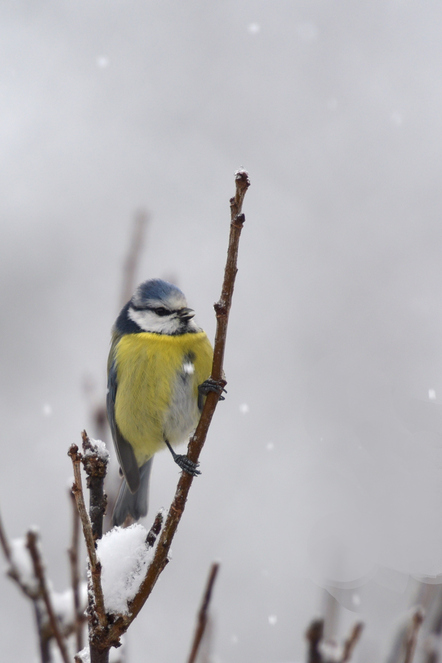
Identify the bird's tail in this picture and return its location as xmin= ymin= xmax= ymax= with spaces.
xmin=112 ymin=458 xmax=153 ymax=527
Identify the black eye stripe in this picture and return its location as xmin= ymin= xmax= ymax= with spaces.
xmin=131 ymin=304 xmax=172 ymax=316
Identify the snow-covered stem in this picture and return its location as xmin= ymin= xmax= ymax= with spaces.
xmin=341 ymin=622 xmax=364 ymax=663
xmin=145 ymin=510 xmax=164 ymax=549
xmin=404 ymin=608 xmax=425 ymax=663
xmin=0 ymin=511 xmax=52 ymax=661
xmin=68 ymin=443 xmax=107 ymax=629
xmin=81 ymin=431 xmax=108 ymax=542
xmin=68 ymin=488 xmax=84 ymax=653
xmin=186 ymin=562 xmax=220 ymax=663
xmin=26 ymin=530 xmax=71 ymax=663
xmin=305 ymin=617 xmax=365 ymax=663
xmin=0 ymin=509 xmax=36 ymax=598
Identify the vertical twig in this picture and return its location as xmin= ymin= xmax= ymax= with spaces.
xmin=81 ymin=430 xmax=108 ymax=542
xmin=68 ymin=488 xmax=84 ymax=653
xmin=33 ymin=602 xmax=52 ymax=663
xmin=210 ymin=169 xmax=249 ymax=384
xmin=306 ymin=619 xmax=324 ymax=663
xmin=26 ymin=530 xmax=71 ymax=663
xmin=404 ymin=608 xmax=425 ymax=663
xmin=68 ymin=444 xmax=107 ymax=630
xmin=187 ymin=562 xmax=220 ymax=663
xmin=341 ymin=622 xmax=364 ymax=663
xmin=1 ymin=509 xmax=53 ymax=662
xmin=0 ymin=508 xmax=12 ymax=562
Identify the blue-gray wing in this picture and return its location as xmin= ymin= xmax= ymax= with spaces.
xmin=107 ymin=358 xmax=140 ymax=493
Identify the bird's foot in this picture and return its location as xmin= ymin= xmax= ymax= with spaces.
xmin=198 ymin=377 xmax=227 ymax=401
xmin=173 ymin=453 xmax=201 ymax=476
xmin=165 ymin=439 xmax=201 ymax=476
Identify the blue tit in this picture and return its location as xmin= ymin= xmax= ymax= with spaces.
xmin=107 ymin=278 xmax=215 ymax=527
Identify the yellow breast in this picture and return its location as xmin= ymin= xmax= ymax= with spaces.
xmin=113 ymin=331 xmax=213 ymax=465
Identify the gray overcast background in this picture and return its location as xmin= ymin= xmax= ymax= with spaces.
xmin=2 ymin=1 xmax=442 ymax=661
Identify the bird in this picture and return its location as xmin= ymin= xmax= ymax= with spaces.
xmin=107 ymin=278 xmax=221 ymax=527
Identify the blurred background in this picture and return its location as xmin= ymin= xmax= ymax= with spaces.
xmin=2 ymin=1 xmax=442 ymax=661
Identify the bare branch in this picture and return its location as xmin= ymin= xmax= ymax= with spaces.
xmin=0 ymin=508 xmax=12 ymax=562
xmin=0 ymin=509 xmax=54 ymax=661
xmin=211 ymin=169 xmax=250 ymax=383
xmin=68 ymin=488 xmax=84 ymax=653
xmin=404 ymin=607 xmax=425 ymax=663
xmin=0 ymin=509 xmax=40 ymax=602
xmin=186 ymin=562 xmax=220 ymax=663
xmin=306 ymin=619 xmax=324 ymax=663
xmin=341 ymin=622 xmax=364 ymax=663
xmin=68 ymin=443 xmax=107 ymax=629
xmin=26 ymin=529 xmax=71 ymax=663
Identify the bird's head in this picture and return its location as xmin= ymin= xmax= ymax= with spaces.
xmin=116 ymin=279 xmax=199 ymax=335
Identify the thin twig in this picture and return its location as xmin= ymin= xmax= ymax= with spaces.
xmin=211 ymin=169 xmax=249 ymax=384
xmin=0 ymin=509 xmax=34 ymax=595
xmin=341 ymin=622 xmax=364 ymax=663
xmin=68 ymin=443 xmax=107 ymax=629
xmin=404 ymin=608 xmax=425 ymax=663
xmin=68 ymin=488 xmax=84 ymax=652
xmin=103 ymin=170 xmax=249 ymax=646
xmin=0 ymin=510 xmax=53 ymax=661
xmin=187 ymin=562 xmax=220 ymax=663
xmin=422 ymin=586 xmax=442 ymax=663
xmin=0 ymin=508 xmax=12 ymax=561
xmin=306 ymin=619 xmax=324 ymax=663
xmin=26 ymin=529 xmax=71 ymax=663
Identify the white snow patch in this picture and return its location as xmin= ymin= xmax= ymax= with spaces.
xmin=75 ymin=647 xmax=90 ymax=663
xmin=97 ymin=524 xmax=153 ymax=615
xmin=319 ymin=640 xmax=343 ymax=662
xmin=52 ymin=583 xmax=88 ymax=628
xmin=84 ymin=438 xmax=109 ymax=461
xmin=9 ymin=537 xmax=38 ymax=593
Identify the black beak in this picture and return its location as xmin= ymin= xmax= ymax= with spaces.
xmin=178 ymin=307 xmax=195 ymax=321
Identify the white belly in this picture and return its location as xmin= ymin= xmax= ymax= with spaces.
xmin=163 ymin=365 xmax=200 ymax=446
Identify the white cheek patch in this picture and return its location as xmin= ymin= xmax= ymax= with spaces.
xmin=128 ymin=307 xmax=178 ymax=334
xmin=128 ymin=306 xmax=202 ymax=335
